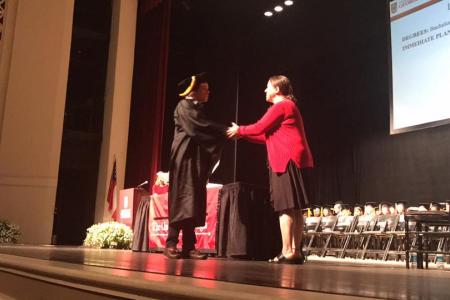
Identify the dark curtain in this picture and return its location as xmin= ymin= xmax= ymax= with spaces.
xmin=125 ymin=0 xmax=171 ymax=189
xmin=154 ymin=0 xmax=450 ymax=208
xmin=139 ymin=0 xmax=163 ymax=14
xmin=233 ymin=0 xmax=450 ymax=207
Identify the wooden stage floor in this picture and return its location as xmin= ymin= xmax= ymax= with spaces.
xmin=1 ymin=245 xmax=450 ymax=299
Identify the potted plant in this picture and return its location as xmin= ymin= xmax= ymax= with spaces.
xmin=83 ymin=221 xmax=133 ymax=249
xmin=0 ymin=220 xmax=21 ymax=244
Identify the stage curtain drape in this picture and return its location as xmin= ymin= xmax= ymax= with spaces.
xmin=125 ymin=0 xmax=171 ymax=189
xmin=139 ymin=0 xmax=163 ymax=14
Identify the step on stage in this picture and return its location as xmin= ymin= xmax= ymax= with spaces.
xmin=1 ymin=245 xmax=450 ymax=299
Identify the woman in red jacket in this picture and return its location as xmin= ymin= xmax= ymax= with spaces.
xmin=227 ymin=75 xmax=314 ymax=264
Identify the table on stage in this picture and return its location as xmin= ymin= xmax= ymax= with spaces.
xmin=151 ymin=183 xmax=221 ymax=253
xmin=404 ymin=211 xmax=450 ymax=269
xmin=131 ymin=183 xmax=221 ymax=253
xmin=131 ymin=182 xmax=281 ymax=260
xmin=216 ymin=182 xmax=281 ymax=260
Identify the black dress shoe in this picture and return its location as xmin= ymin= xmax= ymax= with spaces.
xmin=164 ymin=247 xmax=180 ymax=259
xmin=276 ymin=254 xmax=304 ymax=264
xmin=182 ymin=249 xmax=207 ymax=260
xmin=269 ymin=253 xmax=304 ymax=264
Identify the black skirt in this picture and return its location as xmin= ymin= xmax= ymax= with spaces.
xmin=269 ymin=160 xmax=309 ymax=213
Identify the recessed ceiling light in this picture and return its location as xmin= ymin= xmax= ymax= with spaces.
xmin=284 ymin=0 xmax=294 ymax=6
xmin=274 ymin=6 xmax=283 ymax=12
xmin=264 ymin=11 xmax=273 ymax=17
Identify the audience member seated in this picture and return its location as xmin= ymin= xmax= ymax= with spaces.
xmin=430 ymin=202 xmax=441 ymax=212
xmin=304 ymin=213 xmax=321 ymax=233
xmin=419 ymin=203 xmax=430 ymax=211
xmin=304 ymin=200 xmax=450 ymax=218
xmin=333 ymin=201 xmax=344 ymax=216
xmin=341 ymin=204 xmax=353 ymax=216
xmin=364 ymin=202 xmax=377 ymax=217
xmin=302 ymin=209 xmax=309 ymax=218
xmin=312 ymin=205 xmax=321 ymax=217
xmin=395 ymin=201 xmax=407 ymax=215
xmin=389 ymin=204 xmax=396 ymax=215
xmin=353 ymin=204 xmax=363 ymax=217
xmin=322 ymin=205 xmax=332 ymax=217
xmin=380 ymin=202 xmax=391 ymax=215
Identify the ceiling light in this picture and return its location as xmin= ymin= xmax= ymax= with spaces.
xmin=274 ymin=6 xmax=283 ymax=12
xmin=264 ymin=11 xmax=273 ymax=17
xmin=284 ymin=0 xmax=294 ymax=6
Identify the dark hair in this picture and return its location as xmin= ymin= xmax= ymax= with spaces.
xmin=269 ymin=75 xmax=297 ymax=102
xmin=192 ymin=73 xmax=208 ymax=92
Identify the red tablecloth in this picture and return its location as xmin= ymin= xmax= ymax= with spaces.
xmin=148 ymin=185 xmax=221 ymax=251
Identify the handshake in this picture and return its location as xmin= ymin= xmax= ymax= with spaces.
xmin=226 ymin=122 xmax=240 ymax=139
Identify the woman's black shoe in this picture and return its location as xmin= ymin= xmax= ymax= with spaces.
xmin=269 ymin=253 xmax=304 ymax=264
xmin=268 ymin=253 xmax=284 ymax=263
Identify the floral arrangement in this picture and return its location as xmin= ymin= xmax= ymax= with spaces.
xmin=0 ymin=220 xmax=21 ymax=244
xmin=83 ymin=222 xmax=133 ymax=249
xmin=153 ymin=171 xmax=169 ymax=194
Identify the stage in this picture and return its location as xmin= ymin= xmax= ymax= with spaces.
xmin=1 ymin=246 xmax=450 ymax=299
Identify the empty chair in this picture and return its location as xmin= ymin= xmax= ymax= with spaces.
xmin=303 ymin=216 xmax=321 ymax=254
xmin=388 ymin=215 xmax=416 ymax=261
xmin=339 ymin=214 xmax=377 ymax=259
xmin=322 ymin=215 xmax=357 ymax=257
xmin=358 ymin=214 xmax=399 ymax=260
xmin=304 ymin=216 xmax=338 ymax=256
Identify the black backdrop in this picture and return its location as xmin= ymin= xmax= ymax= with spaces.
xmin=160 ymin=0 xmax=450 ymax=207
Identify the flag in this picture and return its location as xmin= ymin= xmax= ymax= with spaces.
xmin=107 ymin=159 xmax=118 ymax=221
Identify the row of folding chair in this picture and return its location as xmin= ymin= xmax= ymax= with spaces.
xmin=303 ymin=214 xmax=418 ymax=261
xmin=303 ymin=213 xmax=450 ymax=265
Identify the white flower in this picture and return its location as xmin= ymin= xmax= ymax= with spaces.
xmin=0 ymin=220 xmax=21 ymax=244
xmin=83 ymin=222 xmax=133 ymax=249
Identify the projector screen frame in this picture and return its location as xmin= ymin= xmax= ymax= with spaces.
xmin=388 ymin=0 xmax=450 ymax=135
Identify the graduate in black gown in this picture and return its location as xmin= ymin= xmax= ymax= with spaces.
xmin=164 ymin=73 xmax=226 ymax=260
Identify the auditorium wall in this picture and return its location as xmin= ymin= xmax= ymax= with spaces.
xmin=0 ymin=0 xmax=137 ymax=244
xmin=93 ymin=0 xmax=137 ymax=224
xmin=0 ymin=0 xmax=75 ymax=244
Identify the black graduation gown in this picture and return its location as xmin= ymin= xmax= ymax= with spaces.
xmin=168 ymin=99 xmax=226 ymax=226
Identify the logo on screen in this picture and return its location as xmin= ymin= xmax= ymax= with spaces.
xmin=391 ymin=2 xmax=398 ymax=14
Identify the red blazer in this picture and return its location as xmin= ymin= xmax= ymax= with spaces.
xmin=238 ymin=98 xmax=314 ymax=173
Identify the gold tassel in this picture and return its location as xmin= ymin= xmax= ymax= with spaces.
xmin=179 ymin=76 xmax=197 ymax=97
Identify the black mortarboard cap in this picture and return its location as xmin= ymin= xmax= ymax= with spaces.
xmin=395 ymin=200 xmax=407 ymax=205
xmin=365 ymin=202 xmax=377 ymax=207
xmin=353 ymin=203 xmax=363 ymax=209
xmin=177 ymin=72 xmax=207 ymax=97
